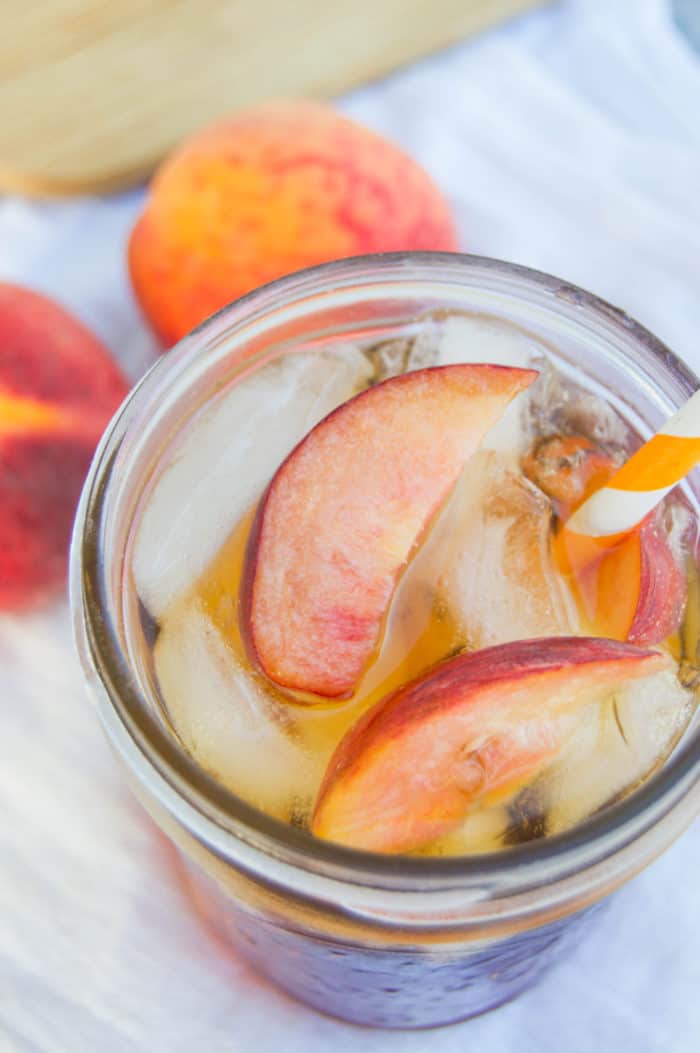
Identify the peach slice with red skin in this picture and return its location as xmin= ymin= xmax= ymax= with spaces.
xmin=311 ymin=636 xmax=668 ymax=853
xmin=241 ymin=364 xmax=537 ymax=698
xmin=524 ymin=433 xmax=686 ymax=646
xmin=579 ymin=516 xmax=687 ymax=645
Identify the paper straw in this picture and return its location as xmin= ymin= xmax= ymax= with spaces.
xmin=566 ymin=388 xmax=700 ymax=538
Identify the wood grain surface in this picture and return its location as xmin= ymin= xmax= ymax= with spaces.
xmin=0 ymin=0 xmax=547 ymax=197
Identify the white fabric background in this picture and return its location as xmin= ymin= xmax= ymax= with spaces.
xmin=2 ymin=0 xmax=700 ymax=1049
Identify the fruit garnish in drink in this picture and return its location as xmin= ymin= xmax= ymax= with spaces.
xmin=588 ymin=515 xmax=687 ymax=645
xmin=311 ymin=637 xmax=668 ymax=852
xmin=524 ymin=433 xmax=688 ymax=645
xmin=241 ymin=364 xmax=537 ymax=698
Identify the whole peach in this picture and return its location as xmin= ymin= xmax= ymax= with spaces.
xmin=0 ymin=285 xmax=129 ymax=609
xmin=128 ymin=101 xmax=458 ymax=346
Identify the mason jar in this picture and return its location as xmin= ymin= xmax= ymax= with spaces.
xmin=70 ymin=253 xmax=700 ymax=1029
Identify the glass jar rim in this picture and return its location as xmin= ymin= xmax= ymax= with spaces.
xmin=72 ymin=251 xmax=700 ymax=920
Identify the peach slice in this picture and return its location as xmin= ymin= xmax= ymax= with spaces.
xmin=311 ymin=637 xmax=668 ymax=852
xmin=524 ymin=433 xmax=686 ymax=646
xmin=242 ymin=364 xmax=537 ymax=698
xmin=587 ymin=517 xmax=687 ymax=646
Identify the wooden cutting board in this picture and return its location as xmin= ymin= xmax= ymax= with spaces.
xmin=0 ymin=0 xmax=547 ymax=197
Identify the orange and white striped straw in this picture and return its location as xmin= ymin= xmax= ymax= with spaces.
xmin=566 ymin=389 xmax=700 ymax=538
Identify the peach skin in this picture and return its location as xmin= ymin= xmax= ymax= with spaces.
xmin=0 ymin=284 xmax=129 ymax=609
xmin=128 ymin=100 xmax=459 ymax=346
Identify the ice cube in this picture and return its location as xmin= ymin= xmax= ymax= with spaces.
xmin=133 ymin=345 xmax=373 ymax=619
xmin=365 ymin=325 xmax=441 ymax=382
xmin=526 ymin=357 xmax=633 ymax=453
xmin=544 ymin=666 xmax=693 ymax=834
xmin=407 ymin=451 xmax=578 ymax=652
xmin=435 ymin=314 xmax=550 ymax=464
xmin=154 ymin=601 xmax=323 ymax=818
xmin=435 ymin=313 xmax=542 ymax=370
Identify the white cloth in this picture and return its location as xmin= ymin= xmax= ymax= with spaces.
xmin=2 ymin=1 xmax=700 ymax=1049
